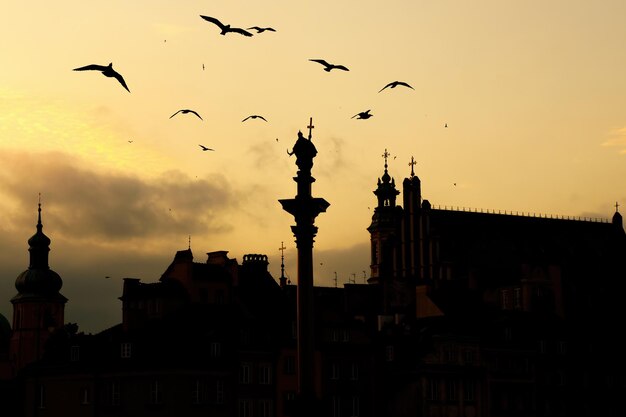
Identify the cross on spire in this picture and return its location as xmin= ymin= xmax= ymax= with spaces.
xmin=616 ymin=201 xmax=620 ymax=213
xmin=409 ymin=156 xmax=417 ymax=177
xmin=279 ymin=241 xmax=286 ymax=259
xmin=307 ymin=117 xmax=314 ymax=140
xmin=382 ymin=149 xmax=390 ymax=169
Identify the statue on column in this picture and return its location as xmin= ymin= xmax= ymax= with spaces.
xmin=288 ymin=130 xmax=317 ymax=175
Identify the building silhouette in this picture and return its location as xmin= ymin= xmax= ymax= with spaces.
xmin=0 ymin=156 xmax=625 ymax=417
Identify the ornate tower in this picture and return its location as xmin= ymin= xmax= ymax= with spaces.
xmin=279 ymin=119 xmax=329 ymax=417
xmin=401 ymin=156 xmax=423 ymax=281
xmin=367 ymin=150 xmax=403 ymax=313
xmin=10 ymin=201 xmax=67 ymax=373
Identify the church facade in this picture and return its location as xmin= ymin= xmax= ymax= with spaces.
xmin=1 ymin=156 xmax=625 ymax=417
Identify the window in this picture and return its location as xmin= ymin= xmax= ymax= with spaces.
xmin=445 ymin=347 xmax=456 ymax=363
xmin=259 ymin=363 xmax=272 ymax=385
xmin=70 ymin=345 xmax=80 ymax=362
xmin=342 ymin=329 xmax=350 ymax=342
xmin=464 ymin=380 xmax=475 ymax=402
xmin=351 ymin=396 xmax=360 ymax=417
xmin=239 ymin=363 xmax=251 ymax=384
xmin=149 ymin=380 xmax=162 ymax=405
xmin=514 ymin=287 xmax=522 ymax=309
xmin=238 ymin=399 xmax=253 ymax=417
xmin=210 ymin=342 xmax=221 ymax=358
xmin=121 ymin=342 xmax=132 ymax=359
xmin=539 ymin=340 xmax=547 ymax=354
xmin=284 ymin=355 xmax=296 ymax=375
xmin=80 ymin=387 xmax=91 ymax=405
xmin=504 ymin=327 xmax=512 ymax=341
xmin=464 ymin=349 xmax=475 ymax=365
xmin=427 ymin=378 xmax=439 ymax=401
xmin=558 ymin=341 xmax=567 ymax=354
xmin=330 ymin=361 xmax=340 ymax=380
xmin=37 ymin=384 xmax=46 ymax=409
xmin=350 ymin=362 xmax=359 ymax=381
xmin=332 ymin=396 xmax=341 ymax=417
xmin=216 ymin=380 xmax=224 ymax=404
xmin=192 ymin=379 xmax=207 ymax=405
xmin=385 ymin=345 xmax=394 ymax=362
xmin=502 ymin=289 xmax=512 ymax=309
xmin=259 ymin=399 xmax=273 ymax=417
xmin=331 ymin=329 xmax=339 ymax=342
xmin=447 ymin=380 xmax=457 ymax=401
xmin=215 ymin=289 xmax=225 ymax=305
xmin=107 ymin=382 xmax=121 ymax=406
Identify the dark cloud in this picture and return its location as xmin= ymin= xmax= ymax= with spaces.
xmin=0 ymin=150 xmax=237 ymax=241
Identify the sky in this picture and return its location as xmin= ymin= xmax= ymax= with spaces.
xmin=1 ymin=1 xmax=626 ymax=333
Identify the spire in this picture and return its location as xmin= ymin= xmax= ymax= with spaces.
xmin=279 ymin=241 xmax=287 ymax=287
xmin=14 ymin=197 xmax=64 ymax=297
xmin=613 ymin=201 xmax=623 ymax=230
xmin=374 ymin=149 xmax=399 ymax=209
xmin=28 ymin=197 xmax=51 ymax=269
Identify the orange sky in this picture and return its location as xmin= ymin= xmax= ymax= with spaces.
xmin=2 ymin=1 xmax=626 ymax=333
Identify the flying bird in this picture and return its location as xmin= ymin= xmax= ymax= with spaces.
xmin=170 ymin=109 xmax=203 ymax=120
xmin=200 ymin=15 xmax=253 ymax=36
xmin=247 ymin=26 xmax=276 ymax=33
xmin=199 ymin=144 xmax=214 ymax=151
xmin=72 ymin=62 xmax=130 ymax=92
xmin=352 ymin=110 xmax=373 ymax=120
xmin=445 ymin=123 xmax=448 ymax=128
xmin=242 ymin=115 xmax=267 ymax=122
xmin=309 ymin=59 xmax=349 ymax=72
xmin=378 ymin=81 xmax=414 ymax=93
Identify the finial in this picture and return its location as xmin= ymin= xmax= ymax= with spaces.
xmin=333 ymin=271 xmax=338 ymax=288
xmin=382 ymin=149 xmax=390 ymax=171
xmin=307 ymin=117 xmax=315 ymax=140
xmin=37 ymin=193 xmax=43 ymax=229
xmin=188 ymin=235 xmax=191 ymax=249
xmin=615 ymin=202 xmax=620 ymax=213
xmin=408 ymin=156 xmax=416 ymax=178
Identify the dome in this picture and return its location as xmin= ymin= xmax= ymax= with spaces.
xmin=15 ymin=268 xmax=63 ymax=295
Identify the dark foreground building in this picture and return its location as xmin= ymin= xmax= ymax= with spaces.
xmin=1 ymin=157 xmax=625 ymax=417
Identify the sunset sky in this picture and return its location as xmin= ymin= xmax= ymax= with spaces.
xmin=2 ymin=1 xmax=626 ymax=333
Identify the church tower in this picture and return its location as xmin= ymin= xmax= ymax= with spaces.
xmin=10 ymin=202 xmax=67 ymax=373
xmin=367 ymin=150 xmax=403 ymax=314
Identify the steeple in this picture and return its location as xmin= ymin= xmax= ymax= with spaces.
xmin=373 ymin=149 xmax=400 ymax=209
xmin=10 ymin=199 xmax=67 ymax=374
xmin=613 ymin=201 xmax=623 ymax=230
xmin=13 ymin=200 xmax=64 ymax=297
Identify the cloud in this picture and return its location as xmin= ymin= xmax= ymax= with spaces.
xmin=602 ymin=127 xmax=626 ymax=154
xmin=0 ymin=150 xmax=238 ymax=242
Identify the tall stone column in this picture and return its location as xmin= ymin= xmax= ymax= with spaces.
xmin=279 ymin=119 xmax=329 ymax=416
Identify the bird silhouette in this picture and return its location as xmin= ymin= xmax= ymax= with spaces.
xmin=378 ymin=81 xmax=414 ymax=93
xmin=247 ymin=26 xmax=276 ymax=33
xmin=242 ymin=115 xmax=267 ymax=122
xmin=309 ymin=59 xmax=349 ymax=72
xmin=200 ymin=15 xmax=253 ymax=36
xmin=445 ymin=123 xmax=448 ymax=128
xmin=352 ymin=110 xmax=373 ymax=119
xmin=199 ymin=144 xmax=214 ymax=151
xmin=73 ymin=62 xmax=130 ymax=92
xmin=170 ymin=109 xmax=203 ymax=120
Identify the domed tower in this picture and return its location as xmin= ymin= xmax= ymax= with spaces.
xmin=367 ymin=149 xmax=402 ymax=290
xmin=10 ymin=202 xmax=67 ymax=373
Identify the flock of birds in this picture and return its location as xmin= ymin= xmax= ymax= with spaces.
xmin=72 ymin=14 xmax=427 ymax=152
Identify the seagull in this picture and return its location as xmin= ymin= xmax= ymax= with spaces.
xmin=352 ymin=110 xmax=373 ymax=120
xmin=73 ymin=62 xmax=130 ymax=92
xmin=199 ymin=144 xmax=214 ymax=151
xmin=247 ymin=26 xmax=276 ymax=33
xmin=309 ymin=59 xmax=349 ymax=72
xmin=445 ymin=123 xmax=448 ymax=128
xmin=242 ymin=115 xmax=267 ymax=122
xmin=200 ymin=15 xmax=253 ymax=36
xmin=170 ymin=109 xmax=203 ymax=120
xmin=128 ymin=140 xmax=133 ymax=143
xmin=378 ymin=81 xmax=414 ymax=93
